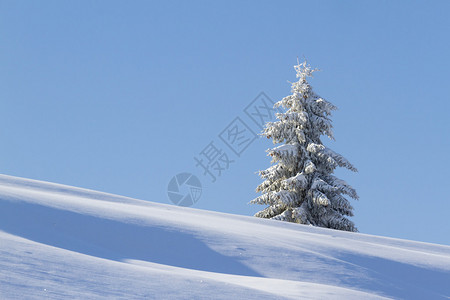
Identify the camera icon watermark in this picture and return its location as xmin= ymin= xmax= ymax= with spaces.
xmin=167 ymin=172 xmax=202 ymax=207
xmin=168 ymin=92 xmax=279 ymax=207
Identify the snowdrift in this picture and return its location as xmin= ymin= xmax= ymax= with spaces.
xmin=0 ymin=174 xmax=449 ymax=299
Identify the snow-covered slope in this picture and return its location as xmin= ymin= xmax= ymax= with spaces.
xmin=0 ymin=175 xmax=449 ymax=299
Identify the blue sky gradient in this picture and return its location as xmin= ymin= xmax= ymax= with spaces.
xmin=1 ymin=0 xmax=450 ymax=244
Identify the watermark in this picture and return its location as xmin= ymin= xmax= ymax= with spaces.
xmin=244 ymin=92 xmax=279 ymax=129
xmin=219 ymin=117 xmax=257 ymax=157
xmin=168 ymin=92 xmax=279 ymax=207
xmin=194 ymin=141 xmax=235 ymax=183
xmin=167 ymin=173 xmax=202 ymax=207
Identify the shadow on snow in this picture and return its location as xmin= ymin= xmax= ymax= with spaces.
xmin=0 ymin=199 xmax=260 ymax=277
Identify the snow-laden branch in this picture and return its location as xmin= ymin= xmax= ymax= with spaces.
xmin=252 ymin=60 xmax=359 ymax=232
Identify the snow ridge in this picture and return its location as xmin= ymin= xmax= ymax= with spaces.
xmin=0 ymin=174 xmax=449 ymax=299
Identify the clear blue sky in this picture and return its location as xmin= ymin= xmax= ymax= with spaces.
xmin=1 ymin=0 xmax=450 ymax=245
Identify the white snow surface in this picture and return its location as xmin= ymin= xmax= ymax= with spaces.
xmin=0 ymin=174 xmax=449 ymax=299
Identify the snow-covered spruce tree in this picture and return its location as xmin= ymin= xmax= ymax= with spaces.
xmin=251 ymin=60 xmax=358 ymax=232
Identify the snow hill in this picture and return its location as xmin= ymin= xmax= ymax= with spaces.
xmin=0 ymin=175 xmax=449 ymax=299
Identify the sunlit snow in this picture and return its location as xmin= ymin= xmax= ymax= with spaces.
xmin=0 ymin=175 xmax=449 ymax=299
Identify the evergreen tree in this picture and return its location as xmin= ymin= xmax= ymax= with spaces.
xmin=251 ymin=60 xmax=358 ymax=232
